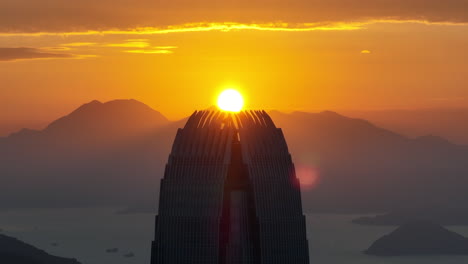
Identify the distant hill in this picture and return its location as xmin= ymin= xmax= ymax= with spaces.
xmin=344 ymin=108 xmax=468 ymax=145
xmin=0 ymin=234 xmax=80 ymax=264
xmin=0 ymin=120 xmax=48 ymax=138
xmin=269 ymin=110 xmax=468 ymax=212
xmin=353 ymin=208 xmax=468 ymax=226
xmin=1 ymin=100 xmax=468 ymax=213
xmin=0 ymin=99 xmax=176 ymax=208
xmin=44 ymin=99 xmax=168 ymax=139
xmin=365 ymin=221 xmax=468 ymax=256
xmin=4 ymin=107 xmax=468 ymax=145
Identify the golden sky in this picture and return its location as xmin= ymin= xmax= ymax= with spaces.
xmin=1 ymin=0 xmax=468 ymax=130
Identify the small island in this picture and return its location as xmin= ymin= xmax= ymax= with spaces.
xmin=0 ymin=234 xmax=80 ymax=264
xmin=353 ymin=208 xmax=468 ymax=226
xmin=106 ymin=248 xmax=119 ymax=253
xmin=365 ymin=221 xmax=468 ymax=256
xmin=123 ymin=252 xmax=135 ymax=258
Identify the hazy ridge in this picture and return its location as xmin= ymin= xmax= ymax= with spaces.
xmin=1 ymin=99 xmax=467 ymax=214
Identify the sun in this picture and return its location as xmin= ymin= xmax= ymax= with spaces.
xmin=217 ymin=89 xmax=244 ymax=112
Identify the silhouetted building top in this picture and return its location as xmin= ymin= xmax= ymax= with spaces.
xmin=151 ymin=110 xmax=309 ymax=264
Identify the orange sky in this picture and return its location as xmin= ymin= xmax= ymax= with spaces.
xmin=1 ymin=1 xmax=468 ymax=134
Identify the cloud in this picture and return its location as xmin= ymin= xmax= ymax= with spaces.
xmin=125 ymin=49 xmax=174 ymax=54
xmin=61 ymin=42 xmax=98 ymax=47
xmin=0 ymin=47 xmax=76 ymax=61
xmin=54 ymin=40 xmax=178 ymax=56
xmin=125 ymin=39 xmax=149 ymax=42
xmin=105 ymin=41 xmax=150 ymax=48
xmin=0 ymin=0 xmax=467 ymax=33
xmin=0 ymin=22 xmax=364 ymax=37
xmin=361 ymin=50 xmax=371 ymax=54
xmin=125 ymin=46 xmax=177 ymax=54
xmin=154 ymin=46 xmax=177 ymax=49
xmin=0 ymin=47 xmax=97 ymax=61
xmin=43 ymin=46 xmax=72 ymax=51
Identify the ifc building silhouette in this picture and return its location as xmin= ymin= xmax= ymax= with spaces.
xmin=151 ymin=110 xmax=309 ymax=264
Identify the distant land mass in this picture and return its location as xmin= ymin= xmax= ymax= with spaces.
xmin=0 ymin=234 xmax=81 ymax=264
xmin=345 ymin=108 xmax=468 ymax=145
xmin=0 ymin=99 xmax=468 ymax=214
xmin=269 ymin=110 xmax=468 ymax=213
xmin=365 ymin=221 xmax=468 ymax=256
xmin=353 ymin=208 xmax=468 ymax=226
xmin=3 ymin=107 xmax=468 ymax=145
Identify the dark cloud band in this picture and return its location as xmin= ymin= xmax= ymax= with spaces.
xmin=0 ymin=47 xmax=74 ymax=61
xmin=0 ymin=0 xmax=467 ymax=33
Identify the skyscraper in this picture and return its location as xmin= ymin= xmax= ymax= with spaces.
xmin=151 ymin=110 xmax=309 ymax=264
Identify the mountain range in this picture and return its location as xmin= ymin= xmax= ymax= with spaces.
xmin=345 ymin=108 xmax=468 ymax=145
xmin=1 ymin=99 xmax=467 ymax=213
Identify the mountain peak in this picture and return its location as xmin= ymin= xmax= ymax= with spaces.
xmin=43 ymin=99 xmax=169 ymax=142
xmin=271 ymin=110 xmax=346 ymax=120
xmin=69 ymin=99 xmax=157 ymax=117
xmin=74 ymin=99 xmax=102 ymax=111
xmin=88 ymin=99 xmax=101 ymax=105
xmin=319 ymin=110 xmax=341 ymax=116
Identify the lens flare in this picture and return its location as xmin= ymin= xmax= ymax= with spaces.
xmin=295 ymin=166 xmax=320 ymax=190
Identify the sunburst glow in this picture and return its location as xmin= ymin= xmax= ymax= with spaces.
xmin=217 ymin=89 xmax=244 ymax=112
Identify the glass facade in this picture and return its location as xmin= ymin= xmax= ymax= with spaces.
xmin=151 ymin=110 xmax=309 ymax=264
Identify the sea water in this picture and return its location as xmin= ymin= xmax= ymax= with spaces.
xmin=1 ymin=208 xmax=468 ymax=264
